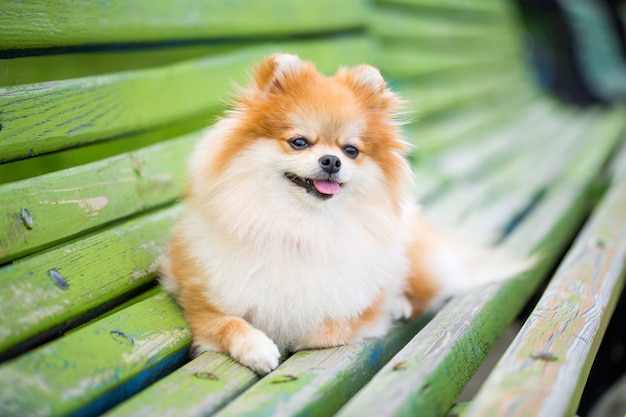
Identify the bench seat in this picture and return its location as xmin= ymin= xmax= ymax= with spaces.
xmin=1 ymin=0 xmax=625 ymax=416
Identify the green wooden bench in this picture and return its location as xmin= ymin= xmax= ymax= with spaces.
xmin=1 ymin=1 xmax=625 ymax=416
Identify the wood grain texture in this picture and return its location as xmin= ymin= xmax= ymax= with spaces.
xmin=0 ymin=0 xmax=367 ymax=51
xmin=0 ymin=204 xmax=182 ymax=354
xmin=0 ymin=290 xmax=191 ymax=417
xmin=377 ymin=0 xmax=507 ymax=14
xmin=99 ymin=318 xmax=429 ymax=417
xmin=378 ymin=46 xmax=516 ymax=79
xmin=0 ymin=57 xmax=221 ymax=162
xmin=400 ymin=69 xmax=527 ymax=118
xmin=214 ymin=318 xmax=428 ymax=417
xmin=0 ymin=132 xmax=198 ymax=264
xmin=411 ymin=88 xmax=535 ymax=155
xmin=372 ymin=6 xmax=512 ymax=41
xmin=426 ymin=108 xmax=625 ymax=243
xmin=465 ymin=139 xmax=626 ymax=417
xmin=103 ymin=352 xmax=260 ymax=417
xmin=0 ymin=37 xmax=374 ymax=162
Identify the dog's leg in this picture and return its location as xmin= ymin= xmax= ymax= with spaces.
xmin=176 ymin=284 xmax=280 ymax=375
xmin=166 ymin=240 xmax=280 ymax=375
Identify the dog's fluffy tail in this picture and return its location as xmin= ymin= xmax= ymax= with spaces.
xmin=408 ymin=210 xmax=535 ymax=311
xmin=422 ymin=240 xmax=535 ymax=311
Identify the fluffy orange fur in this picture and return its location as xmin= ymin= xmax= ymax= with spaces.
xmin=161 ymin=53 xmax=526 ymax=375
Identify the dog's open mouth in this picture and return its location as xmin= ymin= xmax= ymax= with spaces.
xmin=284 ymin=173 xmax=341 ymax=200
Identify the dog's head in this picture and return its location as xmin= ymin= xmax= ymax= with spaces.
xmin=190 ymin=54 xmax=413 ymax=217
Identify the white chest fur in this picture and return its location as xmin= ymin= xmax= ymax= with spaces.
xmin=179 ymin=201 xmax=410 ymax=351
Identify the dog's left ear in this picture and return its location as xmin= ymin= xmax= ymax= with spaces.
xmin=344 ymin=65 xmax=386 ymax=95
xmin=337 ymin=65 xmax=401 ymax=112
xmin=253 ymin=53 xmax=304 ymax=95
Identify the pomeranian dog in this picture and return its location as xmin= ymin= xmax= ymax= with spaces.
xmin=160 ymin=53 xmax=527 ymax=375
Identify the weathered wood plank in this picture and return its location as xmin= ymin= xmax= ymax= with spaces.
xmin=0 ymin=44 xmax=237 ymax=87
xmin=214 ymin=318 xmax=429 ymax=417
xmin=421 ymin=105 xmax=591 ymax=236
xmin=0 ymin=289 xmax=191 ymax=417
xmin=400 ymin=69 xmax=527 ymax=117
xmin=465 ymin=138 xmax=626 ymax=417
xmin=378 ymin=47 xmax=516 ymax=79
xmin=0 ymin=111 xmax=211 ymax=186
xmin=334 ymin=110 xmax=624 ymax=417
xmin=103 ymin=351 xmax=259 ymax=417
xmin=426 ymin=108 xmax=625 ymax=242
xmin=0 ymin=0 xmax=367 ymax=52
xmin=373 ymin=7 xmax=512 ymax=41
xmin=0 ymin=204 xmax=182 ymax=355
xmin=106 ymin=318 xmax=428 ymax=417
xmin=411 ymin=99 xmax=557 ymax=204
xmin=378 ymin=0 xmax=507 ymax=14
xmin=410 ymin=88 xmax=536 ymax=155
xmin=0 ymin=132 xmax=197 ymax=264
xmin=336 ymin=277 xmax=542 ymax=417
xmin=0 ymin=37 xmax=374 ymax=162
xmin=429 ymin=109 xmax=600 ymax=239
xmin=409 ymin=97 xmax=533 ymax=197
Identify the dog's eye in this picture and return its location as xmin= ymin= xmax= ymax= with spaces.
xmin=342 ymin=145 xmax=359 ymax=159
xmin=289 ymin=137 xmax=310 ymax=150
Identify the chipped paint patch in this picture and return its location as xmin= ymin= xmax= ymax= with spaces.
xmin=121 ymin=328 xmax=189 ymax=365
xmin=130 ymin=259 xmax=161 ymax=283
xmin=0 ymin=367 xmax=54 ymax=415
xmin=20 ymin=304 xmax=66 ymax=327
xmin=39 ymin=197 xmax=109 ymax=218
xmin=60 ymin=368 xmax=117 ymax=401
xmin=0 ymin=326 xmax=12 ymax=340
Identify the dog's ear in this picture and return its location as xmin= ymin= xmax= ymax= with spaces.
xmin=337 ymin=65 xmax=402 ymax=113
xmin=253 ymin=53 xmax=303 ymax=95
xmin=344 ymin=65 xmax=386 ymax=95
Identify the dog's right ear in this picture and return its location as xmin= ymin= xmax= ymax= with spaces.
xmin=253 ymin=53 xmax=303 ymax=95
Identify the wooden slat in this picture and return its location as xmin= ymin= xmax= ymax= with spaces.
xmin=424 ymin=109 xmax=598 ymax=234
xmin=0 ymin=132 xmax=198 ymax=264
xmin=373 ymin=7 xmax=512 ymax=40
xmin=335 ymin=277 xmax=544 ymax=417
xmin=415 ymin=101 xmax=578 ymax=217
xmin=0 ymin=0 xmax=367 ymax=52
xmin=0 ymin=111 xmax=211 ymax=186
xmin=378 ymin=46 xmax=517 ymax=79
xmin=103 ymin=352 xmax=259 ymax=417
xmin=0 ymin=37 xmax=374 ymax=162
xmin=0 ymin=289 xmax=191 ymax=417
xmin=465 ymin=138 xmax=626 ymax=417
xmin=409 ymin=88 xmax=537 ymax=155
xmin=0 ymin=204 xmax=182 ymax=355
xmin=0 ymin=44 xmax=238 ymax=87
xmin=106 ymin=318 xmax=428 ymax=417
xmin=408 ymin=96 xmax=539 ymax=197
xmin=378 ymin=0 xmax=508 ymax=14
xmin=425 ymin=108 xmax=625 ymax=242
xmin=400 ymin=69 xmax=528 ymax=117
xmin=334 ymin=109 xmax=624 ymax=417
xmin=418 ymin=99 xmax=560 ymax=172
xmin=214 ymin=319 xmax=428 ymax=417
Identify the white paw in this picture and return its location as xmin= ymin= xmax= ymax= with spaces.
xmin=230 ymin=327 xmax=280 ymax=375
xmin=391 ymin=295 xmax=413 ymax=321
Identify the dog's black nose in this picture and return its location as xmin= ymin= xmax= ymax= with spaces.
xmin=319 ymin=155 xmax=341 ymax=174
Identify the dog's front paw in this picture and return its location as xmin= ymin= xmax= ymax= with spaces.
xmin=391 ymin=295 xmax=414 ymax=322
xmin=230 ymin=327 xmax=280 ymax=375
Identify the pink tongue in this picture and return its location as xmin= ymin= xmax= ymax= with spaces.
xmin=313 ymin=179 xmax=341 ymax=195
